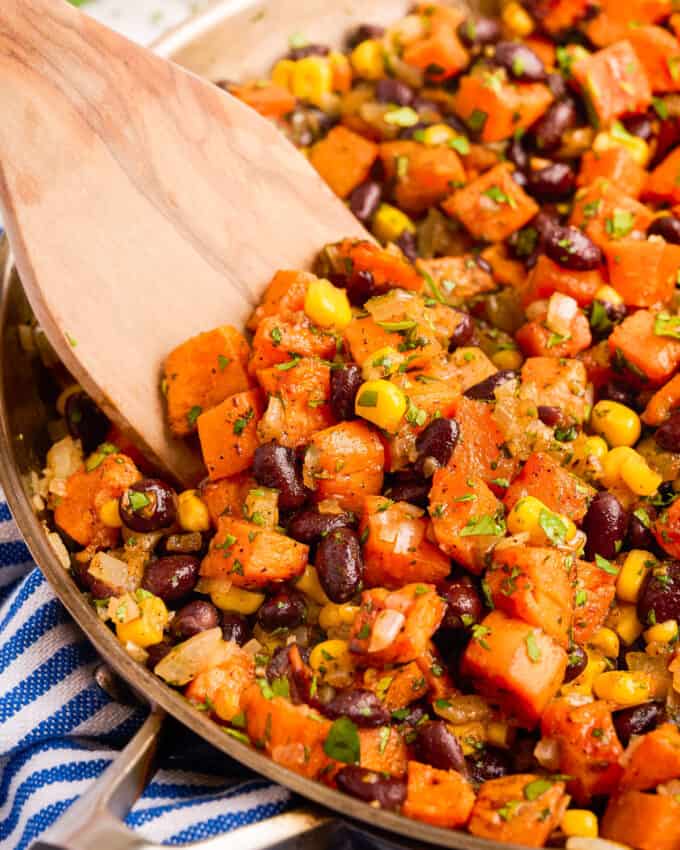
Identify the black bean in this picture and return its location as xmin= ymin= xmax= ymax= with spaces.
xmin=396 ymin=230 xmax=418 ymax=263
xmin=656 ymin=411 xmax=680 ymax=453
xmin=623 ymin=113 xmax=654 ymax=141
xmin=384 ymin=475 xmax=431 ymax=508
xmin=330 ymin=365 xmax=363 ymax=421
xmin=346 ymin=24 xmax=386 ymax=49
xmin=544 ymin=224 xmax=603 ymax=271
xmin=141 ymin=555 xmax=199 ymax=603
xmin=287 ymin=44 xmax=330 ymax=60
xmin=627 ymin=511 xmax=658 ymax=552
xmin=464 ymin=369 xmax=519 ymax=401
xmin=64 ymin=392 xmax=110 ymax=454
xmin=444 ymin=114 xmax=469 ymax=136
xmin=119 ymin=478 xmax=177 ymax=533
xmin=583 ymin=492 xmax=629 ymax=562
xmin=638 ymin=561 xmax=680 ymax=626
xmin=590 ymin=302 xmax=627 ymax=341
xmin=448 ymin=312 xmax=475 ymax=350
xmin=72 ymin=559 xmax=118 ymax=599
xmin=648 ymin=215 xmax=680 ymax=245
xmin=412 ymin=96 xmax=438 ymax=113
xmin=267 ymin=645 xmax=294 ymax=682
xmin=457 ymin=16 xmax=502 ymax=46
xmin=466 ymin=746 xmax=512 ymax=785
xmin=507 ymin=136 xmax=529 ymax=171
xmin=349 ymin=181 xmax=382 ymax=223
xmin=601 ymin=380 xmax=636 ymax=409
xmin=257 ymin=589 xmax=307 ymax=631
xmin=653 ymin=117 xmax=680 ymax=168
xmin=537 ymin=405 xmax=563 ymax=427
xmin=345 ymin=269 xmax=376 ymax=305
xmin=613 ymin=702 xmax=665 ymax=747
xmin=415 ymin=418 xmax=459 ymax=477
xmin=441 ymin=577 xmax=483 ymax=630
xmin=564 ymin=644 xmax=588 ymax=683
xmin=533 ymin=209 xmax=562 ymax=243
xmin=416 ymin=721 xmax=466 ymax=772
xmin=221 ymin=612 xmax=250 ymax=646
xmin=316 ymin=527 xmax=364 ymax=603
xmin=398 ymin=120 xmax=429 ymax=141
xmin=252 ymin=442 xmax=306 ymax=510
xmin=146 ymin=640 xmax=173 ymax=669
xmin=336 ymin=766 xmax=406 ymax=810
xmin=171 ymin=600 xmax=220 ymax=639
xmin=375 ymin=78 xmax=414 ymax=106
xmin=288 ymin=508 xmax=354 ymax=546
xmin=546 ymin=72 xmax=568 ymax=100
xmin=323 ymin=689 xmax=390 ymax=726
xmin=527 ymin=162 xmax=576 ymax=202
xmin=531 ymin=99 xmax=577 ymax=153
xmin=494 ymin=41 xmax=546 ymax=82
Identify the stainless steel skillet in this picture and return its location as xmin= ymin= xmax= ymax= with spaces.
xmin=0 ymin=1 xmax=522 ymax=848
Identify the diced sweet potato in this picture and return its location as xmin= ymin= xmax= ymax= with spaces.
xmin=349 ymin=584 xmax=446 ymax=666
xmin=365 ymin=661 xmax=429 ymax=710
xmin=242 ymin=682 xmax=332 ymax=778
xmin=578 ymin=146 xmax=647 ymax=199
xmin=257 ymin=357 xmax=333 ymax=448
xmin=520 ymin=357 xmax=589 ymax=423
xmin=450 ymin=397 xmax=518 ymax=485
xmin=572 ymin=557 xmax=617 ymax=643
xmin=572 ymin=40 xmax=652 ymax=127
xmin=655 ymin=496 xmax=680 ymax=557
xmin=307 ymin=422 xmax=384 ymax=514
xmin=250 ymin=315 xmax=337 ymax=372
xmin=516 ymin=305 xmax=592 ymax=359
xmin=360 ymin=496 xmax=451 ymax=589
xmin=528 ymin=0 xmax=591 ymax=34
xmin=481 ymin=243 xmax=526 ymax=288
xmin=389 ymin=372 xmax=460 ymax=424
xmin=541 ymin=698 xmax=624 ymax=803
xmin=343 ymin=317 xmax=402 ymax=365
xmin=645 ymin=146 xmax=680 ymax=206
xmin=443 ymin=347 xmax=497 ymax=393
xmin=199 ymin=473 xmax=256 ymax=527
xmin=522 ymin=254 xmax=606 ymax=307
xmin=333 ymin=240 xmax=423 ymax=293
xmin=504 ymin=452 xmax=594 ymax=522
xmin=604 ymin=240 xmax=680 ymax=308
xmin=309 ymin=126 xmax=378 ymax=199
xmin=402 ymin=761 xmax=476 ymax=828
xmin=601 ymin=791 xmax=680 ymax=850
xmin=417 ymin=255 xmax=496 ymax=304
xmin=185 ymin=642 xmax=255 ymax=721
xmin=642 ymin=373 xmax=680 ymax=426
xmin=359 ymin=726 xmax=408 ymax=775
xmin=628 ymin=25 xmax=680 ymax=93
xmin=54 ymin=454 xmax=141 ymax=549
xmin=486 ymin=546 xmax=574 ymax=646
xmin=229 ymin=82 xmax=296 ymax=120
xmin=402 ymin=6 xmax=469 ymax=81
xmin=571 ymin=178 xmax=654 ymax=250
xmin=247 ymin=270 xmax=315 ymax=331
xmin=461 ymin=611 xmax=567 ymax=728
xmin=429 ymin=466 xmax=505 ymax=574
xmin=620 ymin=723 xmax=680 ymax=790
xmin=197 ymin=389 xmax=264 ymax=480
xmin=453 ymin=72 xmax=553 ymax=143
xmin=379 ymin=141 xmax=466 ymax=215
xmin=585 ymin=0 xmax=670 ymax=47
xmin=609 ymin=309 xmax=680 ymax=385
xmin=442 ymin=163 xmax=539 ymax=242
xmin=201 ymin=516 xmax=308 ymax=588
xmin=468 ymin=773 xmax=568 ymax=847
xmin=164 ymin=326 xmax=251 ymax=437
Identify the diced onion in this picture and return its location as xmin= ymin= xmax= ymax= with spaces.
xmin=89 ymin=551 xmax=136 ymax=594
xmin=546 ymin=292 xmax=578 ymax=337
xmin=525 ymin=299 xmax=549 ymax=322
xmin=46 ymin=435 xmax=83 ymax=480
xmin=394 ymin=523 xmax=419 ymax=554
xmin=242 ymin=638 xmax=263 ymax=658
xmin=368 ymin=610 xmax=405 ymax=653
xmin=534 ymin=737 xmax=560 ymax=771
xmin=154 ymin=627 xmax=224 ymax=686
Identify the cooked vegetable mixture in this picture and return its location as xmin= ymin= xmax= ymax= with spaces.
xmin=35 ymin=2 xmax=680 ymax=847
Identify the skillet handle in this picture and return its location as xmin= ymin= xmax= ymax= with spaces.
xmin=31 ymin=708 xmax=337 ymax=850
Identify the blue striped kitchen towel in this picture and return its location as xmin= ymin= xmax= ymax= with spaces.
xmin=0 ymin=493 xmax=290 ymax=850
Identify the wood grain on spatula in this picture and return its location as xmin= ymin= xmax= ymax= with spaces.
xmin=0 ymin=0 xmax=368 ymax=485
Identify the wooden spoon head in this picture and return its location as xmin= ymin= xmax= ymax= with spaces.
xmin=0 ymin=0 xmax=367 ymax=485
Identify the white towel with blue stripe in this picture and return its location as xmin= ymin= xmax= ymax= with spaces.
xmin=0 ymin=495 xmax=290 ymax=850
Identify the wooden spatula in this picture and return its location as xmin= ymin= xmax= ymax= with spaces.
xmin=0 ymin=0 xmax=369 ymax=485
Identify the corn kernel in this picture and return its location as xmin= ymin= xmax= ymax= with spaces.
xmin=492 ymin=348 xmax=523 ymax=370
xmin=99 ymin=498 xmax=122 ymax=529
xmin=593 ymin=124 xmax=650 ymax=167
xmin=296 ymin=565 xmax=331 ymax=606
xmin=593 ymin=285 xmax=624 ymax=306
xmin=607 ymin=602 xmax=644 ymax=645
xmin=600 ymin=446 xmax=638 ymax=488
xmin=588 ymin=627 xmax=619 ymax=659
xmin=116 ymin=595 xmax=168 ymax=648
xmin=486 ymin=720 xmax=512 ymax=749
xmin=644 ymin=618 xmax=678 ymax=645
xmin=211 ymin=585 xmax=265 ymax=615
xmin=593 ymin=670 xmax=652 ymax=706
xmin=561 ymin=810 xmax=599 ymax=839
xmin=591 ymin=400 xmax=641 ymax=448
xmin=372 ymin=203 xmax=416 ymax=244
xmin=350 ymin=39 xmax=385 ymax=80
xmin=319 ymin=602 xmax=360 ymax=633
xmin=502 ymin=1 xmax=534 ymax=36
xmin=422 ymin=123 xmax=456 ymax=146
xmin=506 ymin=496 xmax=576 ymax=546
xmin=291 ymin=56 xmax=333 ymax=106
xmin=309 ymin=638 xmax=355 ymax=687
xmin=355 ymin=379 xmax=408 ymax=433
xmin=617 ymin=550 xmax=655 ymax=603
xmin=619 ymin=452 xmax=662 ymax=497
xmin=362 ymin=345 xmax=404 ymax=380
xmin=271 ymin=59 xmax=297 ymax=91
xmin=177 ymin=489 xmax=210 ymax=532
xmin=304 ymin=278 xmax=352 ymax=330
xmin=561 ymin=648 xmax=607 ymax=697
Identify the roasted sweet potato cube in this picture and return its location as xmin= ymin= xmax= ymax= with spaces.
xmin=360 ymin=726 xmax=408 ymax=775
xmin=571 ymin=178 xmax=654 ymax=250
xmin=379 ymin=141 xmax=466 ymax=215
xmin=250 ymin=316 xmax=337 ymax=372
xmin=164 ymin=326 xmax=251 ymax=436
xmin=197 ymin=389 xmax=264 ymax=480
xmin=620 ymin=723 xmax=680 ymax=791
xmin=199 ymin=473 xmax=256 ymax=527
xmin=402 ymin=761 xmax=476 ymax=828
xmin=520 ymin=357 xmax=589 ymax=422
xmin=309 ymin=126 xmax=378 ymax=199
xmin=522 ymin=254 xmax=606 ymax=307
xmin=628 ymin=25 xmax=680 ymax=94
xmin=645 ymin=146 xmax=680 ymax=206
xmin=504 ymin=452 xmax=595 ymax=522
xmin=609 ymin=310 xmax=680 ymax=385
xmin=578 ymin=147 xmax=647 ymax=198
xmin=601 ymin=790 xmax=680 ymax=850
xmin=605 ymin=239 xmax=680 ymax=308
xmin=450 ymin=397 xmax=518 ymax=485
xmin=247 ymin=270 xmax=316 ymax=331
xmin=461 ymin=611 xmax=567 ymax=727
xmin=572 ymin=557 xmax=617 ymax=643
xmin=333 ymin=239 xmax=423 ymax=292
xmin=184 ymin=642 xmax=255 ymax=722
xmin=417 ymin=255 xmax=496 ymax=304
